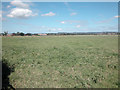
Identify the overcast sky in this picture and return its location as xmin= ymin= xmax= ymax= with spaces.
xmin=1 ymin=1 xmax=119 ymax=33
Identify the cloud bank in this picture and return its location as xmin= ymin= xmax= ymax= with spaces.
xmin=10 ymin=0 xmax=29 ymax=8
xmin=7 ymin=0 xmax=37 ymax=19
xmin=114 ymin=15 xmax=120 ymax=18
xmin=7 ymin=8 xmax=37 ymax=18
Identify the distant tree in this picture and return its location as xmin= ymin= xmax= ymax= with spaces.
xmin=26 ymin=33 xmax=32 ymax=36
xmin=33 ymin=34 xmax=38 ymax=36
xmin=3 ymin=31 xmax=8 ymax=36
xmin=20 ymin=32 xmax=24 ymax=36
xmin=16 ymin=32 xmax=20 ymax=36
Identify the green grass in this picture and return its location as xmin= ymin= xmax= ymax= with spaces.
xmin=2 ymin=35 xmax=118 ymax=88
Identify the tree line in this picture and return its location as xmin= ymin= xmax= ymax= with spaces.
xmin=0 ymin=31 xmax=119 ymax=36
xmin=0 ymin=32 xmax=33 ymax=36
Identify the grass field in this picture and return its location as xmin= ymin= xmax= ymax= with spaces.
xmin=2 ymin=35 xmax=118 ymax=88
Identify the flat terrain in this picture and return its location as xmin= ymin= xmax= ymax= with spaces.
xmin=2 ymin=35 xmax=118 ymax=88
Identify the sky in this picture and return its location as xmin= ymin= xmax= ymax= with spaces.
xmin=1 ymin=1 xmax=119 ymax=33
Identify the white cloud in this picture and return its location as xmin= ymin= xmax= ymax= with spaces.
xmin=7 ymin=5 xmax=11 ymax=8
xmin=50 ymin=28 xmax=62 ymax=31
xmin=0 ymin=11 xmax=2 ymax=20
xmin=11 ymin=0 xmax=29 ymax=8
xmin=7 ymin=8 xmax=37 ymax=19
xmin=0 ymin=14 xmax=2 ymax=20
xmin=76 ymin=25 xmax=81 ymax=28
xmin=70 ymin=12 xmax=77 ymax=16
xmin=58 ymin=28 xmax=62 ymax=31
xmin=61 ymin=21 xmax=65 ymax=24
xmin=114 ymin=15 xmax=120 ymax=18
xmin=7 ymin=0 xmax=38 ymax=19
xmin=41 ymin=12 xmax=56 ymax=16
xmin=60 ymin=20 xmax=88 ymax=26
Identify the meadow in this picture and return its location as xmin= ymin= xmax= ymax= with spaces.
xmin=2 ymin=35 xmax=118 ymax=88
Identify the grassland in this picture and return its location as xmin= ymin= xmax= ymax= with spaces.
xmin=2 ymin=35 xmax=118 ymax=88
